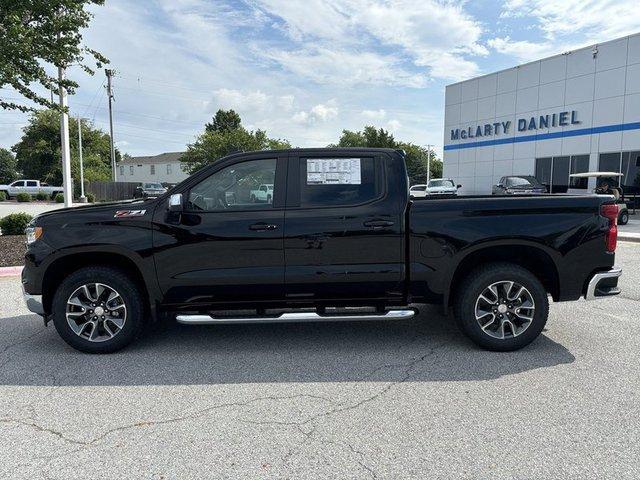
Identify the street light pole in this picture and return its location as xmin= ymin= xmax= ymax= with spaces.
xmin=105 ymin=69 xmax=117 ymax=181
xmin=77 ymin=114 xmax=86 ymax=203
xmin=58 ymin=66 xmax=73 ymax=208
xmin=426 ymin=144 xmax=433 ymax=184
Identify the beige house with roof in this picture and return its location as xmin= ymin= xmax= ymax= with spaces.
xmin=117 ymin=152 xmax=189 ymax=184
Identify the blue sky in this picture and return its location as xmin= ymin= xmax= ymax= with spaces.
xmin=1 ymin=0 xmax=640 ymax=158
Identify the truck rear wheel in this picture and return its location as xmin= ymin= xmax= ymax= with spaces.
xmin=52 ymin=266 xmax=144 ymax=353
xmin=454 ymin=262 xmax=549 ymax=351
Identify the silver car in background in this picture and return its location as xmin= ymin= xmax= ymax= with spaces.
xmin=424 ymin=178 xmax=461 ymax=196
xmin=134 ymin=182 xmax=168 ymax=199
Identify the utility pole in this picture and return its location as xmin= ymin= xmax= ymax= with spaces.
xmin=426 ymin=144 xmax=433 ymax=184
xmin=58 ymin=66 xmax=73 ymax=208
xmin=105 ymin=69 xmax=117 ymax=181
xmin=77 ymin=114 xmax=86 ymax=203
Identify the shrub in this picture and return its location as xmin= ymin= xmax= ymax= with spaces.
xmin=0 ymin=191 xmax=6 ymax=202
xmin=16 ymin=192 xmax=32 ymax=202
xmin=0 ymin=212 xmax=33 ymax=235
xmin=35 ymin=192 xmax=48 ymax=201
xmin=86 ymin=193 xmax=95 ymax=203
xmin=54 ymin=193 xmax=64 ymax=203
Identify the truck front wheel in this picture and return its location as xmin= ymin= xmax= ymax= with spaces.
xmin=454 ymin=263 xmax=549 ymax=351
xmin=52 ymin=266 xmax=144 ymax=353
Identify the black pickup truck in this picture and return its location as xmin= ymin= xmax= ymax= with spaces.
xmin=22 ymin=148 xmax=622 ymax=353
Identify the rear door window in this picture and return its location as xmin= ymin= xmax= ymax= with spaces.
xmin=297 ymin=157 xmax=383 ymax=208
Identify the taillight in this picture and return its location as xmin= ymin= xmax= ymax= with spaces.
xmin=600 ymin=204 xmax=619 ymax=252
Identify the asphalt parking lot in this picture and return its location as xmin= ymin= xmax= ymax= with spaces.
xmin=0 ymin=243 xmax=639 ymax=479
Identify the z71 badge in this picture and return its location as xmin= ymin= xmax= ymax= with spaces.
xmin=114 ymin=209 xmax=147 ymax=218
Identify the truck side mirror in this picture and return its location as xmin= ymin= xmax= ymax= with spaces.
xmin=169 ymin=193 xmax=183 ymax=212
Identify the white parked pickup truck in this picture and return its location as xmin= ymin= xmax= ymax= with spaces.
xmin=249 ymin=184 xmax=274 ymax=203
xmin=0 ymin=180 xmax=64 ymax=199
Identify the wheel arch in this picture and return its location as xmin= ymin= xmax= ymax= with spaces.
xmin=446 ymin=243 xmax=560 ymax=307
xmin=42 ymin=251 xmax=153 ymax=319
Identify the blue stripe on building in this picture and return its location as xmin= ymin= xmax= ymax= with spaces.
xmin=443 ymin=121 xmax=640 ymax=151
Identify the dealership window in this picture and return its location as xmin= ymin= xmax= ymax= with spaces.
xmin=119 ymin=166 xmax=125 ymax=176
xmin=535 ymin=157 xmax=552 ymax=187
xmin=299 ymin=157 xmax=381 ymax=208
xmin=187 ymin=158 xmax=277 ymax=211
xmin=167 ymin=164 xmax=172 ymax=175
xmin=551 ymin=156 xmax=569 ymax=193
xmin=621 ymin=151 xmax=640 ymax=194
xmin=598 ymin=152 xmax=622 ymax=176
xmin=569 ymin=155 xmax=590 ymax=189
xmin=536 ymin=154 xmax=589 ymax=193
xmin=150 ymin=165 xmax=155 ymax=175
xmin=130 ymin=166 xmax=134 ymax=175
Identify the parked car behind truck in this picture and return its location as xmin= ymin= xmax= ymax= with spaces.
xmin=22 ymin=148 xmax=622 ymax=354
xmin=0 ymin=180 xmax=63 ymax=199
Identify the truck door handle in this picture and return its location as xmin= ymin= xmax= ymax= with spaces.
xmin=363 ymin=219 xmax=394 ymax=229
xmin=249 ymin=223 xmax=278 ymax=231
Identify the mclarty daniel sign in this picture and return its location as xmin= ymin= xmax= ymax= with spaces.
xmin=450 ymin=110 xmax=580 ymax=141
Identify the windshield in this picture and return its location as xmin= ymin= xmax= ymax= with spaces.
xmin=428 ymin=180 xmax=454 ymax=188
xmin=144 ymin=183 xmax=164 ymax=189
xmin=506 ymin=176 xmax=541 ymax=187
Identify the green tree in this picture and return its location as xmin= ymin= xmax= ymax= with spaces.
xmin=0 ymin=148 xmax=18 ymax=183
xmin=205 ymin=109 xmax=242 ymax=133
xmin=0 ymin=0 xmax=108 ymax=112
xmin=333 ymin=126 xmax=442 ymax=184
xmin=12 ymin=109 xmax=118 ymax=190
xmin=182 ymin=109 xmax=291 ymax=174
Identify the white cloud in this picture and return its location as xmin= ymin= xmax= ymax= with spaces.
xmin=264 ymin=47 xmax=428 ymax=88
xmin=501 ymin=0 xmax=640 ymax=40
xmin=212 ymin=89 xmax=271 ymax=112
xmin=361 ymin=109 xmax=387 ymax=120
xmin=493 ymin=0 xmax=640 ymax=63
xmin=293 ymin=101 xmax=339 ymax=125
xmin=387 ymin=119 xmax=402 ymax=132
xmin=487 ymin=37 xmax=561 ymax=63
xmin=253 ymin=0 xmax=486 ymax=83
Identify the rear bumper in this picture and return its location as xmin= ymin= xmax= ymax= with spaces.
xmin=585 ymin=267 xmax=622 ymax=300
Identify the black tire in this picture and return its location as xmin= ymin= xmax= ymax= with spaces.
xmin=454 ymin=262 xmax=549 ymax=351
xmin=619 ymin=211 xmax=628 ymax=225
xmin=52 ymin=266 xmax=144 ymax=353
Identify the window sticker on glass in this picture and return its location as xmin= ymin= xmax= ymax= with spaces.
xmin=306 ymin=158 xmax=361 ymax=185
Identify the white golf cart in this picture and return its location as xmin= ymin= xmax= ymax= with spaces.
xmin=568 ymin=172 xmax=629 ymax=225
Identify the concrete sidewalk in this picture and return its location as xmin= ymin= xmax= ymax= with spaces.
xmin=619 ymin=216 xmax=640 ymax=243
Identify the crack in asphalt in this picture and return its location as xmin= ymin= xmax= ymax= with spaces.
xmin=0 ymin=393 xmax=337 ymax=448
xmin=239 ymin=340 xmax=446 ymax=472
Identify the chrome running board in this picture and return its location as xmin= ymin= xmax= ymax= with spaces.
xmin=176 ymin=309 xmax=416 ymax=325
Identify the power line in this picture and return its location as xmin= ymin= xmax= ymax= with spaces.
xmin=81 ymin=80 xmax=106 ymax=118
xmin=113 ymin=131 xmax=190 ymax=145
xmin=92 ymin=118 xmax=195 ymax=139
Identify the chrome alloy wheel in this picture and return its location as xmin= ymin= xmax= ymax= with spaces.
xmin=474 ymin=281 xmax=535 ymax=339
xmin=66 ymin=283 xmax=127 ymax=342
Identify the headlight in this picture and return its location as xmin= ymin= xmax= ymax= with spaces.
xmin=25 ymin=226 xmax=43 ymax=245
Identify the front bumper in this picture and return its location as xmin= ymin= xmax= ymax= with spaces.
xmin=22 ymin=283 xmax=44 ymax=315
xmin=585 ymin=267 xmax=622 ymax=300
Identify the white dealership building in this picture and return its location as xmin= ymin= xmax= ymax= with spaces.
xmin=443 ymin=32 xmax=640 ymax=195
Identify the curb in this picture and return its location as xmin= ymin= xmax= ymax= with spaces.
xmin=0 ymin=266 xmax=23 ymax=277
xmin=619 ymin=234 xmax=640 ymax=243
